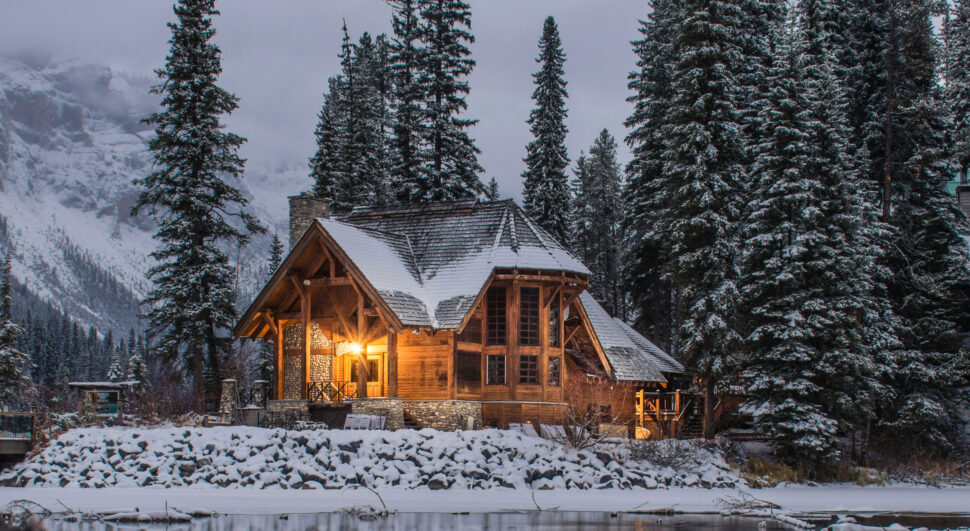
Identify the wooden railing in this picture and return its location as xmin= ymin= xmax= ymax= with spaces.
xmin=307 ymin=380 xmax=358 ymax=403
xmin=635 ymin=391 xmax=694 ymax=439
xmin=0 ymin=412 xmax=37 ymax=441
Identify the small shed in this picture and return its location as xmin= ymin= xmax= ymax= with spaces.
xmin=67 ymin=381 xmax=141 ymax=418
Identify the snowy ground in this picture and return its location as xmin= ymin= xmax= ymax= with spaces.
xmin=1 ymin=484 xmax=969 ymax=516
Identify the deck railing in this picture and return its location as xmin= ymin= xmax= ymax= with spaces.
xmin=307 ymin=380 xmax=358 ymax=403
xmin=0 ymin=412 xmax=36 ymax=441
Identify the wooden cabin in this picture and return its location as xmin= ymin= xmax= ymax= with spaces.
xmin=234 ymin=197 xmax=684 ymax=434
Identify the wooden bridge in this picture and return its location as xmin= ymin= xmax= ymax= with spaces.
xmin=0 ymin=412 xmax=38 ymax=460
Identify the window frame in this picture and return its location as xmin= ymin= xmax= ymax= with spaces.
xmin=519 ymin=354 xmax=539 ymax=385
xmin=548 ymin=356 xmax=561 ymax=387
xmin=486 ymin=354 xmax=507 ymax=386
xmin=485 ymin=287 xmax=507 ymax=346
xmin=518 ymin=286 xmax=541 ymax=346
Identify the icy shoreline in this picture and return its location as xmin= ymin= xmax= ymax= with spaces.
xmin=2 ymin=485 xmax=969 ymax=516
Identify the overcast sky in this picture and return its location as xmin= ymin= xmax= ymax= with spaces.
xmin=0 ymin=0 xmax=649 ymax=199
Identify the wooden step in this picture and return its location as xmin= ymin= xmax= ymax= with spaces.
xmin=402 ymin=410 xmax=424 ymax=430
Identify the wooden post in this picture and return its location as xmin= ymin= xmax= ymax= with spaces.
xmin=275 ymin=319 xmax=284 ymax=400
xmin=387 ymin=328 xmax=398 ymax=397
xmin=674 ymin=389 xmax=680 ymax=415
xmin=356 ymin=352 xmax=368 ymax=398
xmin=303 ymin=293 xmax=311 ymax=400
xmin=702 ymin=378 xmax=714 ymax=440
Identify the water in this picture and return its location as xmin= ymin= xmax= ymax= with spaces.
xmin=27 ymin=512 xmax=793 ymax=530
xmin=25 ymin=511 xmax=970 ymax=530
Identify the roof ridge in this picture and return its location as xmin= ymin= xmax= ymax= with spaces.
xmin=402 ymin=233 xmax=424 ymax=287
xmin=488 ymin=204 xmax=510 ymax=264
xmin=513 ymin=206 xmax=568 ymax=269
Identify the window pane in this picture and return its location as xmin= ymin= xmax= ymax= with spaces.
xmin=367 ymin=359 xmax=379 ymax=383
xmin=548 ymin=356 xmax=561 ymax=387
xmin=486 ymin=355 xmax=506 ymax=385
xmin=519 ymin=354 xmax=538 ymax=384
xmin=519 ymin=287 xmax=540 ymax=346
xmin=486 ymin=287 xmax=507 ymax=345
xmin=458 ymin=350 xmax=481 ymax=393
xmin=548 ymin=294 xmax=561 ymax=347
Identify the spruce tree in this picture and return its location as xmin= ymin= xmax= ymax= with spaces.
xmin=875 ymin=0 xmax=970 ymax=451
xmin=310 ymin=28 xmax=393 ymax=212
xmin=268 ymin=233 xmax=284 ymax=274
xmin=406 ymin=0 xmax=484 ymax=201
xmin=107 ymin=350 xmax=124 ymax=382
xmin=388 ymin=0 xmax=425 ymax=199
xmin=133 ymin=0 xmax=263 ymax=408
xmin=572 ymin=130 xmax=627 ymax=318
xmin=485 ymin=177 xmax=500 ymax=200
xmin=652 ymin=0 xmax=749 ymax=431
xmin=127 ymin=347 xmax=148 ymax=383
xmin=947 ymin=0 xmax=970 ymax=183
xmin=521 ymin=16 xmax=571 ymax=243
xmin=0 ymin=253 xmax=32 ymax=408
xmin=624 ymin=0 xmax=679 ymax=352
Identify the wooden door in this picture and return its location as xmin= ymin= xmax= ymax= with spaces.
xmin=366 ymin=355 xmax=383 ymax=397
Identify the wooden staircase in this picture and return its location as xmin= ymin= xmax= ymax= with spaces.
xmin=402 ymin=410 xmax=424 ymax=430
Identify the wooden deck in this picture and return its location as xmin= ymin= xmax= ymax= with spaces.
xmin=0 ymin=412 xmax=37 ymax=458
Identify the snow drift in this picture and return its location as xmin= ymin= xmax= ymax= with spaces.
xmin=2 ymin=427 xmax=741 ymax=490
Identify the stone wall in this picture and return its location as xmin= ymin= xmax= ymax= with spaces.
xmin=404 ymin=400 xmax=482 ymax=431
xmin=351 ymin=397 xmax=405 ymax=430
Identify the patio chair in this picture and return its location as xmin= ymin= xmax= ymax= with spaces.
xmin=368 ymin=415 xmax=387 ymax=430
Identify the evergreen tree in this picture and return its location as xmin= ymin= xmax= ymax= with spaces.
xmin=127 ymin=346 xmax=148 ymax=383
xmin=624 ymin=0 xmax=680 ymax=352
xmin=391 ymin=0 xmax=484 ymax=202
xmin=132 ymin=0 xmax=264 ymax=408
xmin=521 ymin=16 xmax=571 ymax=243
xmin=310 ymin=28 xmax=393 ymax=212
xmin=0 ymin=253 xmax=32 ymax=408
xmin=485 ymin=177 xmax=500 ymax=200
xmin=572 ymin=130 xmax=627 ymax=318
xmin=106 ymin=350 xmax=124 ymax=382
xmin=648 ymin=0 xmax=750 ymax=434
xmin=268 ymin=233 xmax=284 ymax=274
xmin=388 ymin=0 xmax=426 ymax=199
xmin=947 ymin=0 xmax=970 ymax=183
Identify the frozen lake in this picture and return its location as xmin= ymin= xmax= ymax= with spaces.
xmin=30 ymin=512 xmax=796 ymax=530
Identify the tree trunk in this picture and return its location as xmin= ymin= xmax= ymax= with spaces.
xmin=703 ymin=377 xmax=714 ymax=440
xmin=193 ymin=345 xmax=204 ymax=412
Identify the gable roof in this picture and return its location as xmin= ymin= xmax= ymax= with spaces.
xmin=320 ymin=200 xmax=589 ymax=329
xmin=579 ymin=292 xmax=684 ymax=381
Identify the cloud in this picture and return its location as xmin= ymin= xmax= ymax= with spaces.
xmin=0 ymin=0 xmax=648 ymax=199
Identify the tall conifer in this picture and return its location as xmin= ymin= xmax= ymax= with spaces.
xmin=0 ymin=253 xmax=32 ymax=408
xmin=133 ymin=0 xmax=263 ymax=407
xmin=522 ymin=16 xmax=571 ymax=243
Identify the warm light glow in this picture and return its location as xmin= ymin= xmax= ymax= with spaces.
xmin=349 ymin=343 xmax=363 ymax=355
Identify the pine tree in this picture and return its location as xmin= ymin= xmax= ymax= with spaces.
xmin=132 ymin=0 xmax=264 ymax=408
xmin=0 ymin=253 xmax=32 ymax=409
xmin=521 ymin=16 xmax=571 ymax=243
xmin=485 ymin=177 xmax=500 ymax=200
xmin=872 ymin=0 xmax=970 ymax=451
xmin=127 ymin=346 xmax=148 ymax=383
xmin=947 ymin=0 xmax=970 ymax=183
xmin=107 ymin=350 xmax=124 ymax=382
xmin=390 ymin=0 xmax=484 ymax=202
xmin=624 ymin=0 xmax=680 ymax=352
xmin=268 ymin=233 xmax=284 ymax=275
xmin=310 ymin=27 xmax=394 ymax=212
xmin=388 ymin=0 xmax=426 ymax=199
xmin=658 ymin=0 xmax=748 ymax=407
xmin=572 ymin=130 xmax=627 ymax=318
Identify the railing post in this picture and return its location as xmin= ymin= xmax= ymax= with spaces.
xmin=674 ymin=390 xmax=680 ymax=415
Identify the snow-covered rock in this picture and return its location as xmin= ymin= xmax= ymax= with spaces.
xmin=1 ymin=427 xmax=741 ymax=490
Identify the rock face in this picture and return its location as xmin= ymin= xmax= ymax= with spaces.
xmin=1 ymin=427 xmax=740 ymax=490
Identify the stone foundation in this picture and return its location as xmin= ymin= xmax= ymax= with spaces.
xmin=404 ymin=400 xmax=482 ymax=431
xmin=351 ymin=397 xmax=405 ymax=430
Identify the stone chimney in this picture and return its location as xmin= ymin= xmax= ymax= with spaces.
xmin=288 ymin=195 xmax=331 ymax=249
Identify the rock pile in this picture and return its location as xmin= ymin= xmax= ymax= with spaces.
xmin=2 ymin=427 xmax=740 ymax=490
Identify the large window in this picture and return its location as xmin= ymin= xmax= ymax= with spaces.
xmin=350 ymin=358 xmax=380 ymax=383
xmin=486 ymin=355 xmax=506 ymax=385
xmin=519 ymin=287 xmax=540 ymax=346
xmin=519 ymin=354 xmax=538 ymax=384
xmin=548 ymin=356 xmax=561 ymax=387
xmin=548 ymin=294 xmax=561 ymax=347
xmin=457 ymin=351 xmax=481 ymax=394
xmin=486 ymin=287 xmax=507 ymax=345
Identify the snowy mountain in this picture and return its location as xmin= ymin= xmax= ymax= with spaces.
xmin=0 ymin=55 xmax=307 ymax=337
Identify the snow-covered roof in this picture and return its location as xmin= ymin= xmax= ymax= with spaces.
xmin=319 ymin=200 xmax=590 ymax=329
xmin=579 ymin=292 xmax=683 ymax=381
